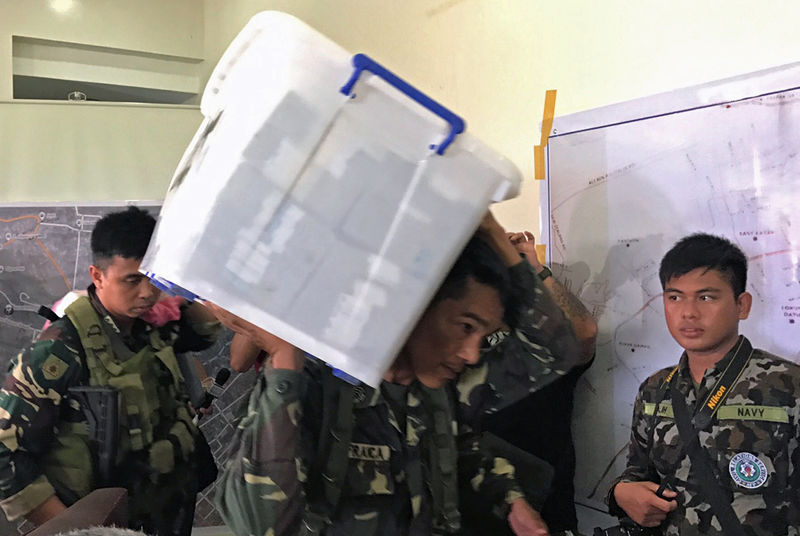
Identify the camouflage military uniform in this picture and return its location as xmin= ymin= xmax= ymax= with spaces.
xmin=216 ymin=259 xmax=579 ymax=536
xmin=609 ymin=336 xmax=800 ymax=535
xmin=454 ymin=259 xmax=581 ymax=531
xmin=0 ymin=287 xmax=220 ymax=533
xmin=217 ymin=358 xmax=526 ymax=536
xmin=457 ymin=260 xmax=580 ymax=431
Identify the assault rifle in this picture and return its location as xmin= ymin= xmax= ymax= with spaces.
xmin=68 ymin=386 xmax=120 ymax=487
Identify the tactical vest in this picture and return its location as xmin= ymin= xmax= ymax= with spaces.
xmin=41 ymin=296 xmax=198 ymax=502
xmin=302 ymin=371 xmax=461 ymax=535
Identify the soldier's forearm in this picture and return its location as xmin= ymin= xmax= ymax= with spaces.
xmin=217 ymin=367 xmax=309 ymax=535
xmin=230 ymin=333 xmax=264 ymax=372
xmin=477 ymin=214 xmax=524 ymax=267
xmin=540 ymin=276 xmax=597 ymax=362
xmin=507 ymin=262 xmax=581 ymax=371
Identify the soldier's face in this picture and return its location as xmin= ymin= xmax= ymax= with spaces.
xmin=403 ymin=277 xmax=504 ymax=389
xmin=663 ymin=268 xmax=751 ymax=360
xmin=90 ymin=255 xmax=161 ymax=321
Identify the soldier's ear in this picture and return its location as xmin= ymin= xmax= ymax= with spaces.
xmin=736 ymin=291 xmax=752 ymax=320
xmin=89 ymin=265 xmax=105 ymax=289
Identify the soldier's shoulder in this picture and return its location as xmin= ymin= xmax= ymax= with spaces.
xmin=24 ymin=317 xmax=84 ymax=370
xmin=3 ymin=322 xmax=84 ymax=393
xmin=750 ymin=348 xmax=800 ymax=385
xmin=37 ymin=315 xmax=79 ymax=343
xmin=640 ymin=365 xmax=677 ymax=391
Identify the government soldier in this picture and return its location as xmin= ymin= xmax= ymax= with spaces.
xmin=0 ymin=207 xmax=220 ymax=534
xmin=212 ymin=234 xmax=559 ymax=536
xmin=608 ymin=233 xmax=800 ymax=535
xmin=457 ymin=224 xmax=596 ymax=536
xmin=456 ymin=217 xmax=592 ymax=431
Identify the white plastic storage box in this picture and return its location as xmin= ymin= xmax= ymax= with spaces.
xmin=141 ymin=11 xmax=521 ymax=387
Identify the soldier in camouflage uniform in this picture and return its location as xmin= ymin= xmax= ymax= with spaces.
xmin=212 ymin=231 xmax=564 ymax=536
xmin=456 ymin=219 xmax=589 ymax=432
xmin=608 ymin=233 xmax=800 ymax=535
xmin=456 ymin=221 xmax=597 ymax=536
xmin=0 ymin=207 xmax=220 ymax=534
xmin=454 ymin=216 xmax=592 ymax=535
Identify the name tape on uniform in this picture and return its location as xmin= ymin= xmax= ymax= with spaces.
xmin=644 ymin=402 xmax=788 ymax=423
xmin=717 ymin=405 xmax=789 ymax=423
xmin=643 ymin=402 xmax=674 ymax=418
xmin=348 ymin=442 xmax=390 ymax=462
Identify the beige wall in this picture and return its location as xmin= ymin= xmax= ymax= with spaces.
xmin=203 ymin=0 xmax=800 ymax=233
xmin=3 ymin=0 xmax=800 ymax=220
xmin=0 ymin=0 xmax=205 ymax=201
xmin=0 ymin=0 xmax=204 ymax=99
xmin=0 ymin=100 xmax=201 ymax=201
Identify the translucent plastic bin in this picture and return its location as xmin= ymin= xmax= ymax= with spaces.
xmin=141 ymin=11 xmax=521 ymax=386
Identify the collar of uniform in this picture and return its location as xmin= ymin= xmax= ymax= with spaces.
xmin=363 ymin=379 xmax=427 ymax=409
xmin=676 ymin=335 xmax=748 ymax=398
xmin=374 ymin=380 xmax=433 ymax=437
xmin=86 ymin=284 xmax=152 ymax=346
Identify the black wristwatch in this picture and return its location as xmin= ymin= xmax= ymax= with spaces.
xmin=537 ymin=265 xmax=552 ymax=282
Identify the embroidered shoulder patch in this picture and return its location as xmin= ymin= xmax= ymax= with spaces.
xmin=42 ymin=355 xmax=68 ymax=381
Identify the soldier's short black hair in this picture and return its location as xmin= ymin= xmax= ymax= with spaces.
xmin=91 ymin=206 xmax=156 ymax=269
xmin=432 ymin=235 xmax=512 ymax=322
xmin=659 ymin=233 xmax=748 ymax=296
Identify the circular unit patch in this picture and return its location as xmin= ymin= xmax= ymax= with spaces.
xmin=729 ymin=452 xmax=768 ymax=489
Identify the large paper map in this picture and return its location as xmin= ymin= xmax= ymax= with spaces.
xmin=542 ymin=62 xmax=800 ymax=509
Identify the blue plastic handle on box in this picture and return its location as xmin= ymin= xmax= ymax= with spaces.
xmin=304 ymin=353 xmax=362 ymax=386
xmin=340 ymin=53 xmax=466 ymax=155
xmin=143 ymin=272 xmax=199 ymax=302
xmin=331 ymin=366 xmax=362 ymax=386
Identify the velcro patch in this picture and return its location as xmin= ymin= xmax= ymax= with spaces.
xmin=717 ymin=405 xmax=789 ymax=423
xmin=348 ymin=442 xmax=390 ymax=462
xmin=42 ymin=355 xmax=68 ymax=381
xmin=643 ymin=402 xmax=674 ymax=418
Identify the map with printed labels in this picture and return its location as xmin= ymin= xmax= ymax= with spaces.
xmin=0 ymin=205 xmax=136 ymax=359
xmin=541 ymin=62 xmax=800 ymax=511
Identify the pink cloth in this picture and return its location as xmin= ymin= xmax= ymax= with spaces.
xmin=141 ymin=296 xmax=184 ymax=326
